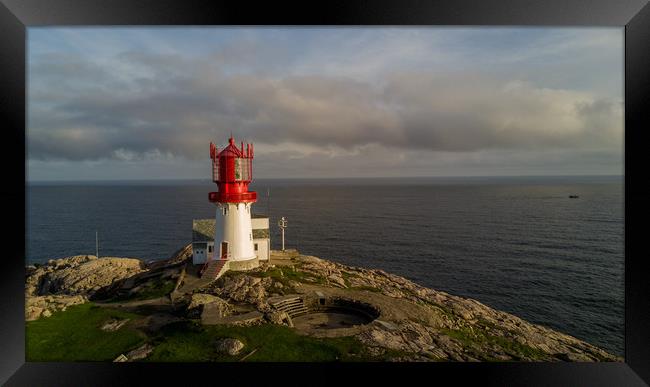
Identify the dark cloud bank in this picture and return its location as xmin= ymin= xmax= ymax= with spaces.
xmin=28 ymin=50 xmax=623 ymax=178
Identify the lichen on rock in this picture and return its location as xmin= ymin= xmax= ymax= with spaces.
xmin=215 ymin=338 xmax=245 ymax=356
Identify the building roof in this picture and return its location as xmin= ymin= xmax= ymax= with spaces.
xmin=192 ymin=219 xmax=215 ymax=242
xmin=252 ymin=213 xmax=268 ymax=219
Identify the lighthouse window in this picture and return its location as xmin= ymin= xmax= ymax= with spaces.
xmin=254 ymin=243 xmax=258 ymax=251
xmin=235 ymin=158 xmax=242 ymax=180
xmin=234 ymin=158 xmax=251 ymax=181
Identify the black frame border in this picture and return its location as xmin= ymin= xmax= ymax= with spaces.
xmin=1 ymin=0 xmax=649 ymax=385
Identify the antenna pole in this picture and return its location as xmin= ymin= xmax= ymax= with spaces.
xmin=278 ymin=217 xmax=287 ymax=251
xmin=96 ymin=230 xmax=99 ymax=259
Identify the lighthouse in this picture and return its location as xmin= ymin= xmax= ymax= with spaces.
xmin=208 ymin=135 xmax=259 ymax=270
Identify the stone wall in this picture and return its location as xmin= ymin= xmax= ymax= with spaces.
xmin=227 ymin=256 xmax=260 ymax=271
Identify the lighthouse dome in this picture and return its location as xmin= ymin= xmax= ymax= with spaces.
xmin=218 ymin=136 xmax=244 ymax=158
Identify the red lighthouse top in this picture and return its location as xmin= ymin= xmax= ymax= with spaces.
xmin=208 ymin=136 xmax=257 ymax=204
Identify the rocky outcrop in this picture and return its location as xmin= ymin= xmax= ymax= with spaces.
xmin=196 ymin=251 xmax=620 ymax=362
xmin=186 ymin=293 xmax=232 ymax=318
xmin=209 ymin=274 xmax=272 ymax=305
xmin=278 ymin=255 xmax=620 ymax=362
xmin=25 ymin=294 xmax=87 ymax=321
xmin=25 ymin=255 xmax=147 ymax=321
xmin=27 ymin=255 xmax=146 ymax=297
xmin=146 ymin=243 xmax=192 ymax=270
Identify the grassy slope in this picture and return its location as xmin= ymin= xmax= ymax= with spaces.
xmin=26 ymin=303 xmax=147 ymax=361
xmin=26 ymin=302 xmax=402 ymax=362
xmin=147 ymin=321 xmax=399 ymax=362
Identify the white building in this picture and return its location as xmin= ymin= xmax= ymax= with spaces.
xmin=251 ymin=214 xmax=270 ymax=263
xmin=192 ymin=215 xmax=270 ymax=265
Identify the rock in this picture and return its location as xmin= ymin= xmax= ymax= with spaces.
xmin=26 ymin=256 xmax=146 ymax=298
xmin=328 ymin=274 xmax=347 ymax=288
xmin=26 ymin=306 xmax=43 ymax=321
xmin=101 ymin=318 xmax=130 ymax=332
xmin=266 ymin=311 xmax=293 ymax=327
xmin=366 ymin=346 xmax=386 ymax=357
xmin=297 ymin=255 xmax=325 ymax=264
xmin=215 ymin=338 xmax=245 ymax=356
xmin=223 ymin=311 xmax=265 ymax=327
xmin=25 ymin=294 xmax=87 ymax=321
xmin=256 ymin=300 xmax=272 ymax=313
xmin=358 ymin=328 xmax=409 ymax=352
xmin=558 ymin=352 xmax=595 ymax=362
xmin=125 ymin=344 xmax=154 ymax=361
xmin=426 ymin=347 xmax=449 ymax=360
xmin=217 ymin=275 xmax=268 ymax=304
xmin=187 ymin=294 xmax=232 ymax=318
xmin=258 ymin=277 xmax=276 ymax=296
xmin=113 ymin=354 xmax=128 ymax=362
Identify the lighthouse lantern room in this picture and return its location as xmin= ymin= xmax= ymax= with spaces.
xmin=208 ymin=136 xmax=259 ymax=269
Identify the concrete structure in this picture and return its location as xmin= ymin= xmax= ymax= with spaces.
xmin=192 ymin=217 xmax=270 ymax=265
xmin=192 ymin=219 xmax=216 ymax=265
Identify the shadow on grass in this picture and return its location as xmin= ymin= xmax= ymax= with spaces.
xmin=147 ymin=321 xmax=379 ymax=362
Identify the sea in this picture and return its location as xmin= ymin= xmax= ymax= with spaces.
xmin=26 ymin=176 xmax=624 ymax=356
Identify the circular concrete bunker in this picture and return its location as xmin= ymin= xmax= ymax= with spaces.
xmin=269 ymin=293 xmax=380 ymax=334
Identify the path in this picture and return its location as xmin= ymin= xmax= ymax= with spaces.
xmin=94 ymin=296 xmax=172 ymax=309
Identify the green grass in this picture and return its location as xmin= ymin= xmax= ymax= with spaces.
xmin=26 ymin=303 xmax=147 ymax=361
xmin=148 ymin=321 xmax=386 ymax=362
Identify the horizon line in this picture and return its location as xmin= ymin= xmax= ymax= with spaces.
xmin=27 ymin=173 xmax=624 ymax=184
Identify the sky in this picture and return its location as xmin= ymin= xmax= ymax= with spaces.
xmin=27 ymin=27 xmax=624 ymax=180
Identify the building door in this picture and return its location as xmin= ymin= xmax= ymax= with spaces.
xmin=193 ymin=243 xmax=207 ymax=265
xmin=221 ymin=241 xmax=229 ymax=259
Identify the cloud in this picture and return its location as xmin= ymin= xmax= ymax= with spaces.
xmin=27 ymin=28 xmax=623 ymax=178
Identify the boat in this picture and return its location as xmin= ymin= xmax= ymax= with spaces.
xmin=569 ymin=195 xmax=579 ymax=199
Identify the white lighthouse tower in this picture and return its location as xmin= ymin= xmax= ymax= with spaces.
xmin=206 ymin=136 xmax=259 ymax=274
